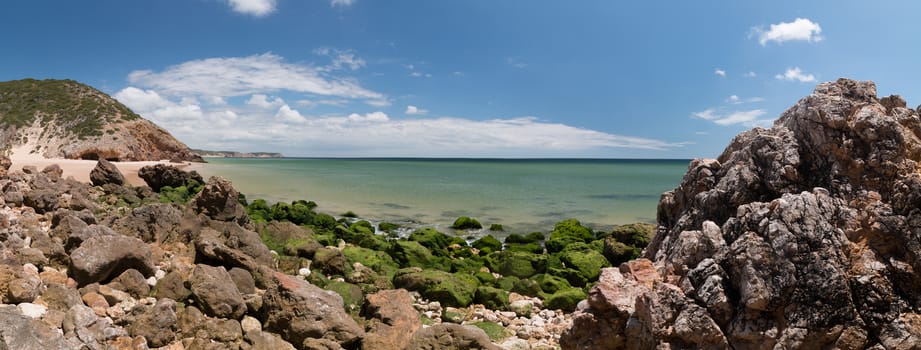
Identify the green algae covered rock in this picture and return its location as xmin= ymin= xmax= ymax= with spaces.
xmin=342 ymin=246 xmax=399 ymax=279
xmin=470 ymin=321 xmax=510 ymax=341
xmin=545 ymin=219 xmax=594 ymax=253
xmin=472 ymin=235 xmax=502 ymax=255
xmin=474 ymin=286 xmax=510 ymax=310
xmin=325 ymin=280 xmax=364 ymax=313
xmin=603 ymin=236 xmax=642 ymax=265
xmin=505 ymin=232 xmax=545 ymax=244
xmin=393 ymin=269 xmax=479 ymax=307
xmin=545 ymin=287 xmax=587 ymax=312
xmin=609 ymin=222 xmax=654 ymax=247
xmin=388 ymin=240 xmax=449 ymax=270
xmin=451 ymin=216 xmax=483 ymax=230
xmin=495 ymin=276 xmax=518 ymax=291
xmin=487 ymin=250 xmax=546 ymax=279
xmin=474 ymin=270 xmax=496 ymax=285
xmin=409 ymin=227 xmax=467 ymax=256
xmin=511 ymin=278 xmax=542 ymax=298
xmin=559 ymin=245 xmax=610 ymax=283
xmin=536 ymin=273 xmax=572 ymax=294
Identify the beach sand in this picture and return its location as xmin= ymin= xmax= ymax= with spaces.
xmin=8 ymin=143 xmax=192 ymax=187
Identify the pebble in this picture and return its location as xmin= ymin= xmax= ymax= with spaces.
xmin=19 ymin=302 xmax=47 ymax=318
xmin=298 ymin=267 xmax=311 ymax=277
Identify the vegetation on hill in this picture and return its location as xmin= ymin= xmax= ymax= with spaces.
xmin=0 ymin=79 xmax=141 ymax=139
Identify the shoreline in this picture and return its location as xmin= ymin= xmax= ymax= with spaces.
xmin=8 ymin=144 xmax=192 ymax=187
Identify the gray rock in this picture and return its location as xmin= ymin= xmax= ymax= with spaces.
xmin=153 ymin=270 xmax=190 ymax=301
xmin=23 ymin=189 xmax=59 ymax=214
xmin=0 ymin=305 xmax=69 ymax=349
xmin=405 ymin=323 xmax=501 ymax=350
xmin=228 ymin=267 xmax=256 ymax=295
xmin=190 ymin=264 xmax=246 ymax=319
xmin=245 ymin=330 xmax=297 ymax=350
xmin=126 ymin=298 xmax=178 ymax=347
xmin=106 ymin=268 xmax=150 ymax=298
xmin=261 ymin=272 xmax=363 ymax=347
xmin=109 ymin=203 xmax=183 ymax=243
xmin=69 ymin=234 xmax=154 ymax=286
xmin=42 ymin=164 xmax=63 ymax=178
xmin=89 ymin=159 xmax=125 ymax=186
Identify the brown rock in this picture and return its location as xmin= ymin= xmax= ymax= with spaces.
xmin=90 ymin=159 xmax=125 ymax=186
xmin=261 ymin=272 xmax=363 ymax=348
xmin=107 ymin=268 xmax=151 ymax=298
xmin=189 ymin=264 xmax=246 ymax=320
xmin=138 ymin=164 xmax=204 ymax=191
xmin=361 ymin=289 xmax=421 ymax=350
xmin=68 ymin=234 xmax=154 ymax=286
xmin=126 ymin=298 xmax=178 ymax=347
xmin=191 ymin=176 xmax=249 ymax=225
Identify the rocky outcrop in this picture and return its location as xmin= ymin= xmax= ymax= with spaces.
xmin=138 ymin=164 xmax=204 ymax=192
xmin=192 ymin=176 xmax=250 ymax=226
xmin=361 ymin=289 xmax=421 ymax=350
xmin=564 ymin=78 xmax=921 ymax=349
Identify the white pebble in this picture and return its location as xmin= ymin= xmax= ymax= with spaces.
xmin=146 ymin=276 xmax=158 ymax=287
xmin=18 ymin=303 xmax=47 ymax=318
xmin=154 ymin=268 xmax=166 ymax=280
xmin=22 ymin=263 xmax=39 ymax=275
xmin=298 ymin=267 xmax=311 ymax=277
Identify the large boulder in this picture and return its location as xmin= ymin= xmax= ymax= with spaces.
xmin=564 ymin=79 xmax=921 ymax=349
xmin=189 ymin=264 xmax=247 ymax=319
xmin=361 ymin=289 xmax=421 ymax=350
xmin=393 ymin=269 xmax=479 ymax=307
xmin=138 ymin=163 xmax=203 ymax=191
xmin=68 ymin=234 xmax=154 ymax=286
xmin=261 ymin=272 xmax=363 ymax=348
xmin=89 ymin=159 xmax=125 ymax=186
xmin=108 ymin=203 xmax=183 ymax=243
xmin=191 ymin=176 xmax=249 ymax=225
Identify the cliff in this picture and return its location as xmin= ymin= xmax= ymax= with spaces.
xmin=563 ymin=78 xmax=921 ymax=349
xmin=192 ymin=149 xmax=284 ymax=158
xmin=0 ymin=79 xmax=202 ymax=162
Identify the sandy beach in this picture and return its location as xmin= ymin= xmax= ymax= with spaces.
xmin=8 ymin=143 xmax=192 ymax=187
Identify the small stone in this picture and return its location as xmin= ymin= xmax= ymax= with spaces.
xmin=18 ymin=303 xmax=47 ymax=318
xmin=241 ymin=315 xmax=261 ymax=334
xmin=82 ymin=292 xmax=110 ymax=317
xmin=298 ymin=267 xmax=311 ymax=277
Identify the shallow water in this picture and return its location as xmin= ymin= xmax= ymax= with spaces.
xmin=195 ymin=158 xmax=689 ymax=233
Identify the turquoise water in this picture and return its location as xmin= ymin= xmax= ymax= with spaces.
xmin=195 ymin=158 xmax=689 ymax=233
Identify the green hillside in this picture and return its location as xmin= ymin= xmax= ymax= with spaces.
xmin=0 ymin=79 xmax=141 ymax=139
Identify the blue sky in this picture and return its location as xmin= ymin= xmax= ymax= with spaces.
xmin=2 ymin=1 xmax=920 ymax=158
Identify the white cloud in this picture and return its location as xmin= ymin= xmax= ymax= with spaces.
xmin=225 ymin=0 xmax=276 ymax=16
xmin=744 ymin=71 xmax=757 ymax=78
xmin=246 ymin=94 xmax=285 ymax=109
xmin=275 ymin=105 xmax=306 ymax=123
xmin=693 ymin=108 xmax=771 ymax=127
xmin=506 ymin=58 xmax=528 ymax=69
xmin=347 ymin=111 xmax=389 ymax=122
xmin=405 ymin=105 xmax=428 ymax=115
xmin=714 ymin=68 xmax=726 ymax=77
xmin=331 ymin=0 xmax=354 ymax=6
xmin=726 ymin=95 xmax=764 ymax=104
xmin=775 ymin=67 xmax=816 ymax=83
xmin=755 ymin=18 xmax=822 ymax=46
xmin=727 ymin=95 xmax=740 ymax=104
xmin=314 ymin=48 xmax=366 ymax=71
xmin=126 ymin=53 xmax=386 ymax=105
xmin=114 ymin=87 xmax=204 ymax=124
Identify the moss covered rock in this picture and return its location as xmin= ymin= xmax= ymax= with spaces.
xmin=393 ymin=269 xmax=479 ymax=307
xmin=474 ymin=285 xmax=510 ymax=310
xmin=536 ymin=273 xmax=572 ymax=294
xmin=603 ymin=236 xmax=642 ymax=266
xmin=409 ymin=228 xmax=467 ymax=256
xmin=495 ymin=276 xmax=518 ymax=291
xmin=378 ymin=222 xmax=401 ymax=233
xmin=545 ymin=287 xmax=587 ymax=312
xmin=326 ymin=280 xmax=364 ymax=313
xmin=471 ymin=235 xmax=502 ymax=255
xmin=609 ymin=222 xmax=654 ymax=247
xmin=470 ymin=321 xmax=510 ymax=341
xmin=451 ymin=216 xmax=483 ymax=230
xmin=545 ymin=219 xmax=594 ymax=253
xmin=312 ymin=247 xmax=351 ymax=277
xmin=488 ymin=250 xmax=545 ymax=279
xmin=511 ymin=278 xmax=542 ymax=298
xmin=505 ymin=232 xmax=544 ymax=244
xmin=342 ymin=246 xmax=399 ymax=278
xmin=388 ymin=240 xmax=448 ymax=270
xmin=559 ymin=246 xmax=610 ymax=283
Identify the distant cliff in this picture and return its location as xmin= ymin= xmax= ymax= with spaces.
xmin=192 ymin=149 xmax=284 ymax=158
xmin=0 ymin=79 xmax=202 ymax=162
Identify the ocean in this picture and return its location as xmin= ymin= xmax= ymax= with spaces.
xmin=195 ymin=158 xmax=690 ymax=234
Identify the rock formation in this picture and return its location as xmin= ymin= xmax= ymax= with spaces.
xmin=0 ymin=79 xmax=202 ymax=162
xmin=563 ymin=78 xmax=921 ymax=349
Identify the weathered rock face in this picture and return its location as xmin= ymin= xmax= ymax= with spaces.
xmin=361 ymin=289 xmax=421 ymax=350
xmin=261 ymin=272 xmax=364 ymax=348
xmin=192 ymin=176 xmax=249 ymax=225
xmin=138 ymin=164 xmax=204 ymax=192
xmin=68 ymin=234 xmax=154 ymax=286
xmin=563 ymin=78 xmax=921 ymax=349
